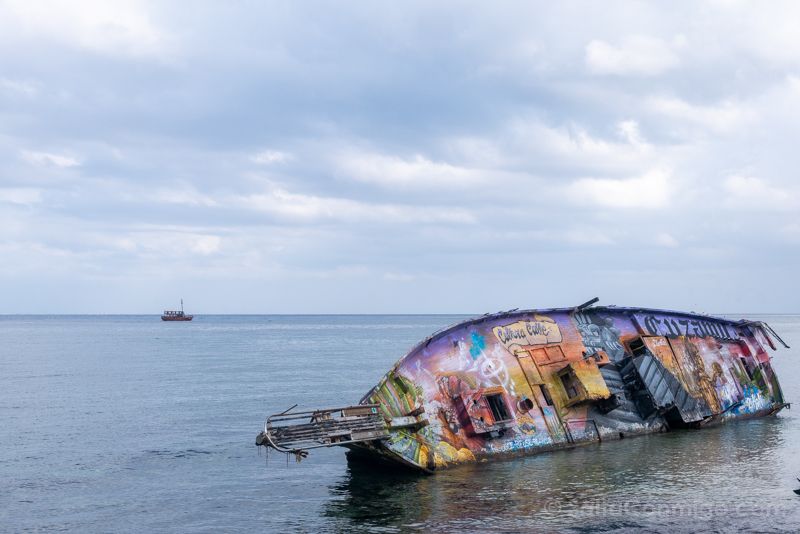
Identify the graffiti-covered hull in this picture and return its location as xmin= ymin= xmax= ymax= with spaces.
xmin=257 ymin=304 xmax=789 ymax=472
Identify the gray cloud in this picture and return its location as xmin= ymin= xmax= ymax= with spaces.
xmin=1 ymin=1 xmax=799 ymax=313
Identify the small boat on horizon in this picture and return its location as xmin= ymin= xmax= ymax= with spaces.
xmin=161 ymin=299 xmax=193 ymax=321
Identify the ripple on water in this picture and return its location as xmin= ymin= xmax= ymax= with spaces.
xmin=144 ymin=449 xmax=215 ymax=459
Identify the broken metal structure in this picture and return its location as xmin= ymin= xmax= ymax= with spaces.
xmin=256 ymin=300 xmax=790 ymax=472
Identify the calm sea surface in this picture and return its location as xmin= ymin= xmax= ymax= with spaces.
xmin=1 ymin=314 xmax=799 ymax=533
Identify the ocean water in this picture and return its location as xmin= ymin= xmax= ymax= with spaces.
xmin=1 ymin=314 xmax=799 ymax=533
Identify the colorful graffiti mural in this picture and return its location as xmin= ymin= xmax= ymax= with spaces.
xmin=359 ymin=306 xmax=789 ymax=471
xmin=259 ymin=305 xmax=789 ymax=472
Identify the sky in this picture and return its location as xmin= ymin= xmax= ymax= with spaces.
xmin=1 ymin=1 xmax=800 ymax=314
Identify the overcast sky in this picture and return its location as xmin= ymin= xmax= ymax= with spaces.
xmin=1 ymin=1 xmax=800 ymax=314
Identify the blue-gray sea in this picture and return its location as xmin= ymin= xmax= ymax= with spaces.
xmin=1 ymin=314 xmax=799 ymax=533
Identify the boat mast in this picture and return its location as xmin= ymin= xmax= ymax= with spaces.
xmin=181 ymin=298 xmax=184 ymax=314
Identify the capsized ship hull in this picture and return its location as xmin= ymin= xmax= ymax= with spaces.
xmin=257 ymin=302 xmax=789 ymax=472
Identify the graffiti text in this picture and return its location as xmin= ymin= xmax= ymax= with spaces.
xmin=492 ymin=317 xmax=562 ymax=350
xmin=636 ymin=313 xmax=737 ymax=341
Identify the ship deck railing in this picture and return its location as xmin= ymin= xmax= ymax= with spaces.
xmin=258 ymin=404 xmax=391 ymax=454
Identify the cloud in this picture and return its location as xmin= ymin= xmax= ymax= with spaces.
xmin=234 ymin=182 xmax=476 ymax=224
xmin=21 ymin=150 xmax=81 ymax=168
xmin=706 ymin=1 xmax=800 ymax=66
xmin=251 ymin=150 xmax=292 ymax=165
xmin=0 ymin=0 xmax=168 ymax=58
xmin=3 ymin=3 xmax=800 ymax=312
xmin=568 ymin=170 xmax=673 ymax=209
xmin=0 ymin=187 xmax=42 ymax=205
xmin=505 ymin=119 xmax=655 ymax=174
xmin=110 ymin=231 xmax=221 ymax=256
xmin=585 ymin=35 xmax=681 ymax=76
xmin=723 ymin=175 xmax=796 ymax=210
xmin=655 ymin=232 xmax=679 ymax=248
xmin=646 ymin=96 xmax=755 ymax=134
xmin=151 ymin=187 xmax=218 ymax=207
xmin=336 ymin=150 xmax=486 ymax=189
xmin=616 ymin=120 xmax=648 ymax=148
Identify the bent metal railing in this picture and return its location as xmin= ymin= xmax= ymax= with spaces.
xmin=256 ymin=404 xmax=391 ymax=456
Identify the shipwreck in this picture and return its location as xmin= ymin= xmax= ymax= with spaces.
xmin=256 ymin=299 xmax=790 ymax=472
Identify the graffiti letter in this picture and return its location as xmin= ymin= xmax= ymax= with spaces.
xmin=644 ymin=316 xmax=661 ymax=335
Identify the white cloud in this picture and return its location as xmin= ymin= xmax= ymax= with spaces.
xmin=616 ymin=120 xmax=648 ymax=149
xmin=495 ymin=119 xmax=655 ymax=174
xmin=190 ymin=235 xmax=222 ymax=255
xmin=21 ymin=150 xmax=81 ymax=168
xmin=336 ymin=151 xmax=486 ymax=189
xmin=646 ymin=96 xmax=755 ymax=134
xmin=0 ymin=0 xmax=168 ymax=58
xmin=707 ymin=1 xmax=800 ymax=66
xmin=442 ymin=136 xmax=506 ymax=168
xmin=251 ymin=150 xmax=292 ymax=165
xmin=151 ymin=187 xmax=218 ymax=207
xmin=534 ymin=125 xmax=617 ymax=157
xmin=110 ymin=231 xmax=221 ymax=256
xmin=568 ymin=170 xmax=672 ymax=209
xmin=5 ymin=2 xmax=800 ymax=312
xmin=0 ymin=187 xmax=42 ymax=205
xmin=235 ymin=183 xmax=476 ymax=224
xmin=655 ymin=232 xmax=679 ymax=248
xmin=585 ymin=35 xmax=681 ymax=76
xmin=723 ymin=175 xmax=796 ymax=210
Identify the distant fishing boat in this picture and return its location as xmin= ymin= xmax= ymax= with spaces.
xmin=257 ymin=298 xmax=790 ymax=472
xmin=161 ymin=299 xmax=193 ymax=322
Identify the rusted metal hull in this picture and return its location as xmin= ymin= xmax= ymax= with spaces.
xmin=258 ymin=303 xmax=789 ymax=472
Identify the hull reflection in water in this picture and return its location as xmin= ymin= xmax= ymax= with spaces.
xmin=324 ymin=418 xmax=790 ymax=532
xmin=256 ymin=300 xmax=790 ymax=472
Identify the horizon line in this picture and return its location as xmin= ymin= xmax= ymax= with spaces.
xmin=2 ymin=312 xmax=800 ymax=317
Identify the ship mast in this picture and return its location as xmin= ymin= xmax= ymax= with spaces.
xmin=181 ymin=298 xmax=184 ymax=313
